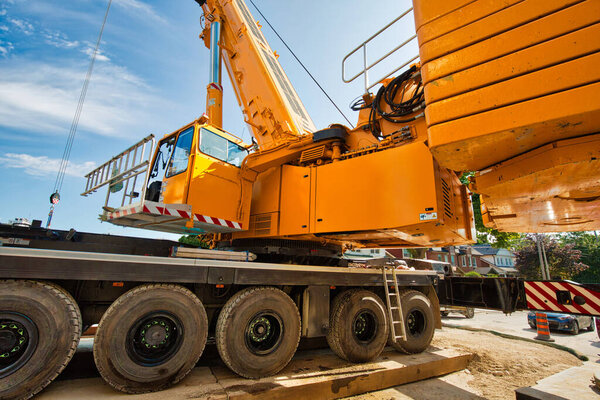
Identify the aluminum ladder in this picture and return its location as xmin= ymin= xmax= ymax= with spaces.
xmin=382 ymin=266 xmax=406 ymax=343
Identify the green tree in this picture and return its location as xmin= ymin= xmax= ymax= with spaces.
xmin=560 ymin=232 xmax=600 ymax=283
xmin=178 ymin=234 xmax=210 ymax=249
xmin=459 ymin=172 xmax=522 ymax=249
xmin=514 ymin=235 xmax=588 ymax=280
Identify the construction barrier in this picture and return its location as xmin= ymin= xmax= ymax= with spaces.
xmin=534 ymin=312 xmax=554 ymax=342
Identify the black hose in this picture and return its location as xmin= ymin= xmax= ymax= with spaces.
xmin=368 ymin=66 xmax=425 ymax=137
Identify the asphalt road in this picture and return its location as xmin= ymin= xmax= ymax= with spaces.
xmin=441 ymin=309 xmax=600 ymax=361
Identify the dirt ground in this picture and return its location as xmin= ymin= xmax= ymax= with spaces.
xmin=351 ymin=327 xmax=583 ymax=400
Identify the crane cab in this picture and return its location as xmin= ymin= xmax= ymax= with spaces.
xmin=87 ymin=120 xmax=252 ymax=235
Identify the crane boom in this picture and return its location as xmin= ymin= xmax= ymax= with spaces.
xmin=197 ymin=0 xmax=315 ymax=149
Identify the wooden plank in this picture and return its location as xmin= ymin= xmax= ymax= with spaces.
xmin=172 ymin=246 xmax=257 ymax=261
xmin=213 ymin=348 xmax=472 ymax=400
xmin=36 ymin=348 xmax=471 ymax=399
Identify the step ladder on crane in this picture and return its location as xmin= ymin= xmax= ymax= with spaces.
xmin=382 ymin=265 xmax=406 ymax=343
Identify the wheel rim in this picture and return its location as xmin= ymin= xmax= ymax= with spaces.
xmin=0 ymin=312 xmax=38 ymax=378
xmin=407 ymin=308 xmax=427 ymax=338
xmin=244 ymin=312 xmax=283 ymax=355
xmin=126 ymin=312 xmax=183 ymax=366
xmin=352 ymin=310 xmax=378 ymax=343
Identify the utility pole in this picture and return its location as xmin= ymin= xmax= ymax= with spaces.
xmin=540 ymin=236 xmax=551 ymax=280
xmin=536 ymin=234 xmax=548 ymax=280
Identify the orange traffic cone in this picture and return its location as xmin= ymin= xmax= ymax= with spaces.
xmin=534 ymin=312 xmax=554 ymax=342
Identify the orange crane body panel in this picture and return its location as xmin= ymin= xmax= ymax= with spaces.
xmin=414 ymin=0 xmax=600 ymax=232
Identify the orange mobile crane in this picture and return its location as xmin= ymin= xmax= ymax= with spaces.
xmin=1 ymin=0 xmax=600 ymax=398
xmin=84 ymin=0 xmax=600 ymax=262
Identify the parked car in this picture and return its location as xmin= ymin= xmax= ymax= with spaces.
xmin=527 ymin=311 xmax=594 ymax=335
xmin=441 ymin=306 xmax=475 ymax=318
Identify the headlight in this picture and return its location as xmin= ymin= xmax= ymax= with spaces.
xmin=558 ymin=316 xmax=572 ymax=321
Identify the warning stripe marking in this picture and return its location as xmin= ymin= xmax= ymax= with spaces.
xmin=530 ymin=281 xmax=578 ymax=314
xmin=524 ymin=280 xmax=600 ymax=316
xmin=107 ymin=202 xmax=242 ymax=230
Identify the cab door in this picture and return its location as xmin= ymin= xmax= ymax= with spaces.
xmin=161 ymin=126 xmax=195 ymax=205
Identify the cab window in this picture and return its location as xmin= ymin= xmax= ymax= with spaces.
xmin=199 ymin=128 xmax=246 ymax=167
xmin=166 ymin=127 xmax=194 ymax=177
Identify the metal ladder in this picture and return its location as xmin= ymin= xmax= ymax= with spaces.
xmin=382 ymin=266 xmax=406 ymax=343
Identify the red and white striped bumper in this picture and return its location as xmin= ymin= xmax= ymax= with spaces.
xmin=524 ymin=280 xmax=600 ymax=317
xmin=105 ymin=201 xmax=243 ymax=234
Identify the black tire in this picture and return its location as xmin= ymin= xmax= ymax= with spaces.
xmin=0 ymin=280 xmax=81 ymax=400
xmin=571 ymin=321 xmax=579 ymax=335
xmin=389 ymin=290 xmax=435 ymax=354
xmin=587 ymin=320 xmax=595 ymax=332
xmin=216 ymin=287 xmax=301 ymax=378
xmin=464 ymin=307 xmax=475 ymax=319
xmin=327 ymin=289 xmax=388 ymax=363
xmin=93 ymin=284 xmax=208 ymax=394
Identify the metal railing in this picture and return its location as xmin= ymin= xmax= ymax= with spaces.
xmin=342 ymin=7 xmax=419 ymax=93
xmin=81 ymin=135 xmax=155 ymax=210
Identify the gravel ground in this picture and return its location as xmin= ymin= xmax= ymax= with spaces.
xmin=442 ymin=309 xmax=599 ymax=361
xmin=349 ymin=327 xmax=582 ymax=400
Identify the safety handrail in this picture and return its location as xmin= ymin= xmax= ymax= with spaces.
xmin=342 ymin=7 xmax=418 ymax=93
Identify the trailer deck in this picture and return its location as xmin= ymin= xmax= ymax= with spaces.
xmin=0 ymin=247 xmax=437 ymax=287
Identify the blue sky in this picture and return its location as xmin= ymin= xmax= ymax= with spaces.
xmin=0 ymin=0 xmax=415 ymax=239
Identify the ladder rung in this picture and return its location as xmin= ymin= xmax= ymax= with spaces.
xmin=392 ymin=321 xmax=403 ymax=324
xmin=390 ymin=307 xmax=400 ymax=310
xmin=394 ymin=336 xmax=404 ymax=339
xmin=388 ymin=293 xmax=398 ymax=296
xmin=386 ymin=280 xmax=395 ymax=283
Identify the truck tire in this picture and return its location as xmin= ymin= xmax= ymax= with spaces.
xmin=327 ymin=289 xmax=388 ymax=363
xmin=464 ymin=307 xmax=475 ymax=319
xmin=216 ymin=287 xmax=301 ymax=378
xmin=388 ymin=290 xmax=435 ymax=354
xmin=93 ymin=284 xmax=208 ymax=394
xmin=0 ymin=280 xmax=81 ymax=400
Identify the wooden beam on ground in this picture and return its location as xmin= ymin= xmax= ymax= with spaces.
xmin=37 ymin=348 xmax=471 ymax=399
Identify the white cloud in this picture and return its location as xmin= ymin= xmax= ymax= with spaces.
xmin=0 ymin=60 xmax=169 ymax=139
xmin=82 ymin=45 xmax=109 ymax=62
xmin=0 ymin=39 xmax=13 ymax=56
xmin=43 ymin=30 xmax=79 ymax=49
xmin=114 ymin=0 xmax=165 ymax=24
xmin=9 ymin=17 xmax=34 ymax=35
xmin=0 ymin=9 xmax=6 ymax=16
xmin=0 ymin=153 xmax=96 ymax=177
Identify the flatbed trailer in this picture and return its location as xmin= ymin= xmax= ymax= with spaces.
xmin=2 ymin=226 xmax=600 ymax=400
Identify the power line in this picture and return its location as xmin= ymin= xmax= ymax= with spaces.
xmin=47 ymin=0 xmax=112 ymax=228
xmin=247 ymin=0 xmax=355 ymax=128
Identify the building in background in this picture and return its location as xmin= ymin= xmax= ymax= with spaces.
xmin=387 ymin=244 xmax=518 ymax=277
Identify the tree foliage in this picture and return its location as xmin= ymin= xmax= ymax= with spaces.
xmin=514 ymin=235 xmax=588 ymax=280
xmin=178 ymin=234 xmax=210 ymax=249
xmin=559 ymin=232 xmax=600 ymax=283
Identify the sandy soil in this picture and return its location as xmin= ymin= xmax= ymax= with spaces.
xmin=349 ymin=327 xmax=582 ymax=400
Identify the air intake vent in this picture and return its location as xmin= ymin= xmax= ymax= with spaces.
xmin=300 ymin=146 xmax=325 ymax=163
xmin=252 ymin=214 xmax=272 ymax=235
xmin=441 ymin=178 xmax=453 ymax=220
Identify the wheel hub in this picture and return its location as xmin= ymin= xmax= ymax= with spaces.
xmin=127 ymin=313 xmax=182 ymax=366
xmin=249 ymin=317 xmax=271 ymax=342
xmin=141 ymin=320 xmax=170 ymax=347
xmin=244 ymin=312 xmax=283 ymax=355
xmin=352 ymin=310 xmax=377 ymax=343
xmin=0 ymin=314 xmax=37 ymax=379
xmin=407 ymin=309 xmax=426 ymax=337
